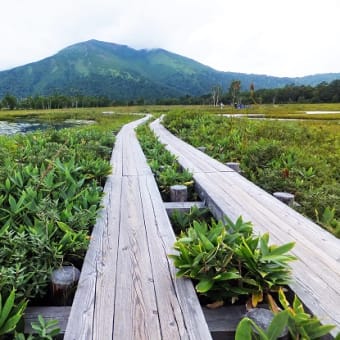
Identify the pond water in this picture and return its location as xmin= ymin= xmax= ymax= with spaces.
xmin=0 ymin=119 xmax=95 ymax=135
xmin=305 ymin=111 xmax=340 ymax=114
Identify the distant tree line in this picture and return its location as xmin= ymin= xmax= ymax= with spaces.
xmin=0 ymin=93 xmax=114 ymax=110
xmin=1 ymin=79 xmax=340 ymax=110
xmin=255 ymin=80 xmax=340 ymax=104
xmin=156 ymin=79 xmax=340 ymax=106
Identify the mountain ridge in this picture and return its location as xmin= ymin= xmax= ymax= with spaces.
xmin=0 ymin=39 xmax=339 ymax=100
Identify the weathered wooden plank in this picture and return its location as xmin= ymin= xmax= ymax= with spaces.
xmin=150 ymin=119 xmax=234 ymax=174
xmin=112 ymin=115 xmax=150 ymax=176
xmin=197 ymin=172 xmax=340 ymax=281
xmin=140 ymin=174 xmax=212 ymax=340
xmin=222 ymin=171 xmax=340 ymax=261
xmin=25 ymin=306 xmax=70 ymax=334
xmin=197 ymin=172 xmax=336 ymax=251
xmin=64 ymin=175 xmax=113 ymax=340
xmin=164 ymin=201 xmax=206 ymax=215
xmin=65 ymin=115 xmax=212 ymax=339
xmin=110 ymin=126 xmax=124 ymax=176
xmin=151 ymin=118 xmax=340 ymax=336
xmin=112 ymin=175 xmax=162 ymax=339
xmin=203 ymin=306 xmax=245 ymax=333
xmin=139 ymin=175 xmax=191 ymax=340
xmin=92 ymin=175 xmax=122 ymax=339
xmin=65 ymin=116 xmax=149 ymax=339
xmin=122 ymin=122 xmax=153 ymax=176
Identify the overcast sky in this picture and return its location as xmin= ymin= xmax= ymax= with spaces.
xmin=1 ymin=0 xmax=339 ymax=77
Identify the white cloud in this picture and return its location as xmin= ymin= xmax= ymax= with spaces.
xmin=0 ymin=0 xmax=339 ymax=76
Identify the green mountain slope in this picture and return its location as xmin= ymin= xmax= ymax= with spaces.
xmin=0 ymin=39 xmax=339 ymax=100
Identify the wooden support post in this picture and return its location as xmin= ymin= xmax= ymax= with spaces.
xmin=226 ymin=162 xmax=241 ymax=173
xmin=51 ymin=266 xmax=80 ymax=306
xmin=273 ymin=192 xmax=295 ymax=206
xmin=170 ymin=185 xmax=188 ymax=202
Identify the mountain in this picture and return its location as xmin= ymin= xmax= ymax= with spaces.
xmin=0 ymin=39 xmax=339 ymax=101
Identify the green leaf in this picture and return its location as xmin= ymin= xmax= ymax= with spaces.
xmin=235 ymin=318 xmax=253 ymax=340
xmin=0 ymin=289 xmax=15 ymax=328
xmin=193 ymin=253 xmax=205 ymax=266
xmin=208 ymin=224 xmax=224 ymax=243
xmin=292 ymin=294 xmax=304 ymax=313
xmin=46 ymin=318 xmax=60 ymax=328
xmin=0 ymin=313 xmax=23 ymax=335
xmin=56 ymin=221 xmax=74 ymax=234
xmin=196 ymin=279 xmax=214 ymax=293
xmin=267 ymin=310 xmax=289 ymax=340
xmin=177 ymin=237 xmax=193 ymax=244
xmin=5 ymin=178 xmax=11 ymax=191
xmin=307 ymin=323 xmax=335 ymax=339
xmin=192 ymin=221 xmax=214 ymax=251
xmin=242 ymin=278 xmax=259 ymax=287
xmin=260 ymin=233 xmax=270 ymax=254
xmin=261 ymin=253 xmax=296 ymax=262
xmin=213 ymin=272 xmax=241 ymax=281
xmin=14 ymin=332 xmax=26 ymax=340
xmin=197 ymin=231 xmax=214 ymax=251
xmin=31 ymin=323 xmax=42 ymax=331
xmin=49 ymin=327 xmax=61 ymax=337
xmin=0 ymin=221 xmax=10 ymax=238
xmin=278 ymin=288 xmax=290 ymax=310
xmin=8 ymin=195 xmax=17 ymax=212
xmin=268 ymin=242 xmax=295 ymax=257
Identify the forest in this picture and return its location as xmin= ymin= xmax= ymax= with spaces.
xmin=1 ymin=79 xmax=340 ymax=109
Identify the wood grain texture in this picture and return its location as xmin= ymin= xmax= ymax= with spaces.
xmin=151 ymin=118 xmax=340 ymax=336
xmin=65 ymin=116 xmax=212 ymax=340
xmin=25 ymin=307 xmax=70 ymax=334
xmin=92 ymin=175 xmax=122 ymax=339
xmin=64 ymin=175 xmax=114 ymax=340
xmin=202 ymin=306 xmax=246 ymax=332
xmin=112 ymin=175 xmax=161 ymax=340
xmin=164 ymin=201 xmax=206 ymax=215
xmin=140 ymin=174 xmax=212 ymax=340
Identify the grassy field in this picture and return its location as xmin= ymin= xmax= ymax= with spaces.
xmin=1 ymin=102 xmax=340 ymax=119
xmin=147 ymin=103 xmax=340 ymax=120
xmin=0 ymin=106 xmax=148 ymax=121
xmin=161 ymin=105 xmax=339 ymax=236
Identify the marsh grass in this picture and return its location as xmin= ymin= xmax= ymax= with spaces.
xmin=162 ymin=107 xmax=340 ymax=236
xmin=0 ymin=110 xmax=139 ymax=307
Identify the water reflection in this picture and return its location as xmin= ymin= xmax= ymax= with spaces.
xmin=0 ymin=120 xmax=95 ymax=135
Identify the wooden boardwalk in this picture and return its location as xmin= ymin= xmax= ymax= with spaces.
xmin=64 ymin=117 xmax=212 ymax=340
xmin=151 ymin=118 xmax=340 ymax=336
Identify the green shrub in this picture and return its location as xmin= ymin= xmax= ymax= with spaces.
xmin=170 ymin=217 xmax=295 ymax=305
xmin=235 ymin=288 xmax=337 ymax=340
xmin=0 ymin=113 xmax=137 ymax=302
xmin=0 ymin=289 xmax=27 ymax=337
xmin=170 ymin=206 xmax=211 ymax=234
xmin=136 ymin=123 xmax=195 ymax=201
